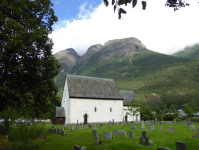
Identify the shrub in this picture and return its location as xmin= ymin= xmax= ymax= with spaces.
xmin=163 ymin=114 xmax=175 ymax=121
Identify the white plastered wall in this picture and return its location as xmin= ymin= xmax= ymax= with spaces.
xmin=123 ymin=106 xmax=140 ymax=122
xmin=69 ymin=98 xmax=123 ymax=124
xmin=61 ymin=77 xmax=70 ymax=124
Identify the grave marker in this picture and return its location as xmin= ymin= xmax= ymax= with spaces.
xmin=129 ymin=131 xmax=134 ymax=138
xmin=149 ymin=125 xmax=154 ymax=131
xmin=114 ymin=129 xmax=120 ymax=135
xmin=192 ymin=129 xmax=199 ymax=138
xmin=131 ymin=125 xmax=136 ymax=129
xmin=74 ymin=145 xmax=80 ymax=150
xmin=92 ymin=130 xmax=98 ymax=136
xmin=105 ymin=132 xmax=112 ymax=139
xmin=168 ymin=127 xmax=174 ymax=132
xmin=176 ymin=142 xmax=187 ymax=150
xmin=121 ymin=130 xmax=126 ymax=136
xmin=61 ymin=130 xmax=65 ymax=136
xmin=95 ymin=136 xmax=99 ymax=144
xmin=71 ymin=124 xmax=74 ymax=132
xmin=159 ymin=125 xmax=163 ymax=130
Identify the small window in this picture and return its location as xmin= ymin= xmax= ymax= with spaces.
xmin=60 ymin=118 xmax=62 ymax=121
xmin=110 ymin=108 xmax=112 ymax=112
xmin=95 ymin=107 xmax=97 ymax=112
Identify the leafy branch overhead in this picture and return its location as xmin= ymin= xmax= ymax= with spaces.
xmin=104 ymin=0 xmax=191 ymax=19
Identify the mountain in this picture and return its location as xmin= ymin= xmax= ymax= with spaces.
xmin=173 ymin=44 xmax=199 ymax=60
xmin=55 ymin=37 xmax=199 ymax=110
xmin=54 ymin=48 xmax=79 ymax=88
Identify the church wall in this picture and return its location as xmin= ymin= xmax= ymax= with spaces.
xmin=69 ymin=98 xmax=123 ymax=124
xmin=61 ymin=77 xmax=70 ymax=124
xmin=123 ymin=106 xmax=140 ymax=122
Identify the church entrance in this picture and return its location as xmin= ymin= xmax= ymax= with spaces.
xmin=84 ymin=114 xmax=87 ymax=124
xmin=125 ymin=115 xmax=127 ymax=121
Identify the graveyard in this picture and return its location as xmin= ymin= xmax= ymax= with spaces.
xmin=4 ymin=121 xmax=199 ymax=150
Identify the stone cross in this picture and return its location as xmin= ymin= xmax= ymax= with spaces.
xmin=95 ymin=136 xmax=99 ymax=144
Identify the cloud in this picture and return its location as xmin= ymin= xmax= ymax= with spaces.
xmin=49 ymin=0 xmax=199 ymax=56
xmin=54 ymin=0 xmax=61 ymax=5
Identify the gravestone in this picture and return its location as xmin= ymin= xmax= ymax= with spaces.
xmin=61 ymin=130 xmax=65 ymax=136
xmin=168 ymin=127 xmax=174 ymax=132
xmin=131 ymin=125 xmax=136 ymax=129
xmin=158 ymin=148 xmax=170 ymax=150
xmin=114 ymin=129 xmax=120 ymax=135
xmin=54 ymin=129 xmax=57 ymax=134
xmin=67 ymin=124 xmax=69 ymax=128
xmin=48 ymin=128 xmax=50 ymax=133
xmin=95 ymin=136 xmax=99 ymax=144
xmin=117 ymin=122 xmax=119 ymax=125
xmin=149 ymin=125 xmax=154 ymax=131
xmin=62 ymin=126 xmax=64 ymax=131
xmin=100 ymin=124 xmax=102 ymax=129
xmin=176 ymin=142 xmax=187 ymax=150
xmin=50 ymin=129 xmax=53 ymax=133
xmin=109 ymin=122 xmax=112 ymax=127
xmin=78 ymin=125 xmax=80 ymax=130
xmin=129 ymin=131 xmax=134 ymax=138
xmin=190 ymin=125 xmax=196 ymax=131
xmin=160 ymin=121 xmax=162 ymax=125
xmin=192 ymin=129 xmax=199 ymax=138
xmin=139 ymin=137 xmax=145 ymax=145
xmin=121 ymin=130 xmax=126 ymax=136
xmin=41 ymin=133 xmax=43 ymax=140
xmin=57 ymin=128 xmax=60 ymax=134
xmin=187 ymin=122 xmax=192 ymax=126
xmin=92 ymin=130 xmax=98 ymax=136
xmin=144 ymin=137 xmax=150 ymax=146
xmin=169 ymin=121 xmax=172 ymax=125
xmin=142 ymin=131 xmax=147 ymax=138
xmin=121 ymin=123 xmax=123 ymax=127
xmin=74 ymin=145 xmax=80 ymax=150
xmin=105 ymin=132 xmax=112 ymax=139
xmin=136 ymin=116 xmax=138 ymax=124
xmin=141 ymin=120 xmax=145 ymax=130
xmin=89 ymin=125 xmax=92 ymax=129
xmin=159 ymin=125 xmax=163 ymax=130
xmin=52 ymin=126 xmax=54 ymax=128
xmin=71 ymin=124 xmax=74 ymax=132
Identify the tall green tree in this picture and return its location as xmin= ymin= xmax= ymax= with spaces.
xmin=0 ymin=0 xmax=61 ymax=117
xmin=123 ymin=98 xmax=140 ymax=121
xmin=155 ymin=107 xmax=163 ymax=121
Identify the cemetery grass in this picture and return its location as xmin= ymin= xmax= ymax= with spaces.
xmin=8 ymin=122 xmax=199 ymax=150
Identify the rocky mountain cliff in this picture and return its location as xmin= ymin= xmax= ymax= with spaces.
xmin=54 ymin=48 xmax=79 ymax=76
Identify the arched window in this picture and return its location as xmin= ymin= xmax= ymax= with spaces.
xmin=95 ymin=107 xmax=97 ymax=112
xmin=110 ymin=107 xmax=112 ymax=112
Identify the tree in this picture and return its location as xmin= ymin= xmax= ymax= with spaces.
xmin=0 ymin=0 xmax=61 ymax=117
xmin=183 ymin=105 xmax=192 ymax=117
xmin=103 ymin=0 xmax=191 ymax=19
xmin=155 ymin=107 xmax=163 ymax=121
xmin=123 ymin=98 xmax=140 ymax=121
xmin=142 ymin=105 xmax=153 ymax=120
xmin=169 ymin=104 xmax=176 ymax=113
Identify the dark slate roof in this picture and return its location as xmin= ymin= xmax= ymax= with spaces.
xmin=119 ymin=90 xmax=137 ymax=106
xmin=66 ymin=74 xmax=123 ymax=100
xmin=56 ymin=107 xmax=65 ymax=117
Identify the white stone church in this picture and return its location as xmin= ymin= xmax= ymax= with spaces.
xmin=57 ymin=74 xmax=140 ymax=124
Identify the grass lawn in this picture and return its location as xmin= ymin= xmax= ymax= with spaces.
xmin=7 ymin=122 xmax=199 ymax=150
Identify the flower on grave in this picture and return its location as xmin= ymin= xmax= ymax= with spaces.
xmin=163 ymin=128 xmax=164 ymax=129
xmin=43 ymin=137 xmax=47 ymax=139
xmin=60 ymin=133 xmax=61 ymax=134
xmin=80 ymin=146 xmax=87 ymax=150
xmin=65 ymin=134 xmax=67 ymax=135
xmin=99 ymin=140 xmax=103 ymax=144
xmin=149 ymin=140 xmax=153 ymax=144
xmin=112 ymin=136 xmax=114 ymax=139
xmin=123 ymin=125 xmax=125 ymax=127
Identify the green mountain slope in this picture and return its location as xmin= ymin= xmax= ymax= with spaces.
xmin=55 ymin=37 xmax=199 ymax=110
xmin=69 ymin=38 xmax=199 ymax=110
xmin=173 ymin=44 xmax=199 ymax=60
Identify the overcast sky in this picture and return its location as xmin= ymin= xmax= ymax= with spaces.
xmin=49 ymin=0 xmax=199 ymax=56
